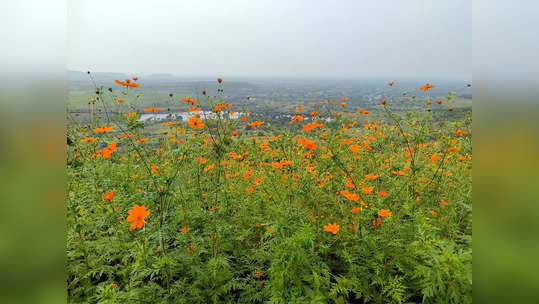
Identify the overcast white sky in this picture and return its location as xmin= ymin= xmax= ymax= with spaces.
xmin=67 ymin=0 xmax=471 ymax=79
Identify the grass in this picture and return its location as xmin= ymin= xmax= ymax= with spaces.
xmin=67 ymin=76 xmax=472 ymax=303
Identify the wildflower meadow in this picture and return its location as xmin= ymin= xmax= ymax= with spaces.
xmin=67 ymin=76 xmax=472 ymax=303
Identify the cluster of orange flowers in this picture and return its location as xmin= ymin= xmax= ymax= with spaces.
xmin=213 ymin=101 xmax=232 ymax=113
xmin=302 ymin=122 xmax=323 ymax=132
xmin=82 ymin=77 xmax=469 ymax=240
xmin=95 ymin=142 xmax=116 ymax=158
xmin=93 ymin=125 xmax=113 ymax=133
xmin=297 ymin=138 xmax=317 ymax=150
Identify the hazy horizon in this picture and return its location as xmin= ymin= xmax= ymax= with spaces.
xmin=67 ymin=0 xmax=471 ymax=79
xmin=68 ymin=69 xmax=470 ymax=83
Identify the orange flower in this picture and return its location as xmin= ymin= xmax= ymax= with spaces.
xmin=81 ymin=137 xmax=96 ymax=142
xmin=340 ymin=97 xmax=349 ymax=101
xmin=255 ymin=271 xmax=264 ymax=277
xmin=180 ymin=96 xmax=191 ymax=103
xmin=378 ymin=209 xmax=391 ymax=217
xmin=179 ymin=226 xmax=191 ymax=232
xmin=341 ymin=190 xmax=359 ymax=201
xmin=188 ymin=116 xmax=204 ymax=129
xmin=295 ymin=107 xmax=305 ymax=112
xmin=361 ymin=186 xmax=374 ymax=195
xmin=116 ymin=98 xmax=125 ymax=103
xmin=151 ymin=164 xmax=159 ymax=176
xmin=428 ymin=154 xmax=441 ymax=162
xmin=349 ymin=144 xmax=361 ymax=153
xmin=93 ymin=125 xmax=114 ymax=133
xmin=377 ymin=191 xmax=388 ymax=196
xmin=136 ymin=137 xmax=149 ymax=144
xmin=290 ymin=115 xmax=304 ymax=123
xmin=350 ymin=207 xmax=361 ymax=213
xmin=124 ymin=111 xmax=137 ymax=117
xmin=372 ymin=217 xmax=381 ymax=227
xmin=365 ymin=174 xmax=379 ymax=179
xmin=324 ymin=222 xmax=340 ymax=234
xmin=436 ymin=99 xmax=443 ymax=104
xmin=302 ymin=122 xmax=323 ymax=132
xmin=96 ymin=142 xmax=117 ymax=158
xmin=357 ymin=108 xmax=369 ymax=115
xmin=440 ymin=199 xmax=449 ymax=206
xmin=388 ymin=81 xmax=394 ymax=86
xmin=241 ymin=115 xmax=247 ymax=121
xmin=163 ymin=121 xmax=178 ymax=126
xmin=425 ymin=100 xmax=433 ymax=105
xmin=143 ymin=106 xmax=163 ymax=113
xmin=204 ymin=164 xmax=215 ymax=171
xmin=259 ymin=142 xmax=270 ymax=151
xmin=111 ymin=283 xmax=117 ymax=289
xmin=339 ymin=138 xmax=353 ymax=146
xmin=380 ymin=99 xmax=387 ymax=105
xmin=117 ymin=133 xmax=135 ymax=138
xmin=228 ymin=152 xmax=244 ymax=160
xmin=272 ymin=159 xmax=292 ymax=169
xmin=126 ymin=204 xmax=150 ymax=231
xmin=247 ymin=121 xmax=265 ymax=127
xmin=102 ymin=190 xmax=114 ymax=202
xmin=419 ymin=82 xmax=435 ymax=92
xmin=297 ymin=138 xmax=316 ymax=149
xmin=217 ymin=78 xmax=223 ymax=83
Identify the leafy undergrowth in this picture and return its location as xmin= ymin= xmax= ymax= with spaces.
xmin=67 ymin=76 xmax=472 ymax=303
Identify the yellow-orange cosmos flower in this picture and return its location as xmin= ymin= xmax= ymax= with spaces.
xmin=419 ymin=82 xmax=435 ymax=92
xmin=93 ymin=125 xmax=114 ymax=133
xmin=81 ymin=137 xmax=96 ymax=142
xmin=188 ymin=116 xmax=204 ymax=129
xmin=378 ymin=209 xmax=391 ymax=217
xmin=361 ymin=186 xmax=374 ymax=194
xmin=324 ymin=222 xmax=340 ymax=234
xmin=144 ymin=106 xmax=163 ymax=113
xmin=102 ymin=190 xmax=114 ymax=202
xmin=341 ymin=190 xmax=359 ymax=201
xmin=96 ymin=142 xmax=117 ymax=158
xmin=297 ymin=138 xmax=317 ymax=149
xmin=247 ymin=121 xmax=265 ymax=127
xmin=126 ymin=204 xmax=149 ymax=231
xmin=302 ymin=122 xmax=323 ymax=132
